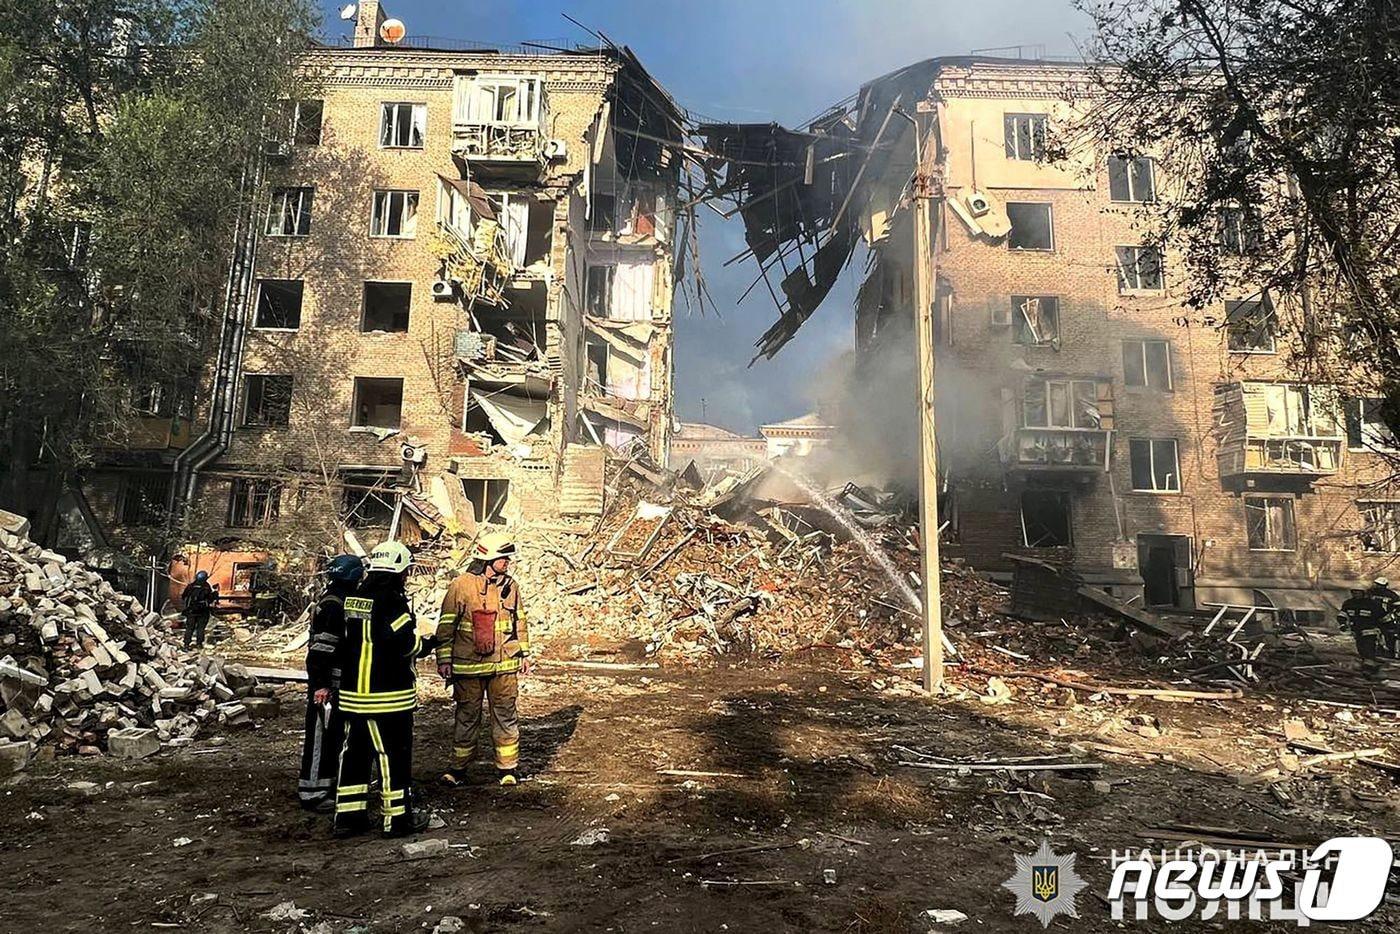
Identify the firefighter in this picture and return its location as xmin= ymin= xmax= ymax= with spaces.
xmin=182 ymin=571 xmax=216 ymax=649
xmin=332 ymin=541 xmax=430 ymax=838
xmin=436 ymin=531 xmax=531 ymax=787
xmin=298 ymin=554 xmax=364 ymax=812
xmin=1341 ymin=584 xmax=1386 ymax=674
xmin=1371 ymin=577 xmax=1400 ymax=659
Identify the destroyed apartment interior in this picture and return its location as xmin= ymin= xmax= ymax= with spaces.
xmin=1 ymin=1 xmax=1399 ymax=931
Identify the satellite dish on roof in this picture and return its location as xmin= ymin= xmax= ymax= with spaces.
xmin=338 ymin=3 xmax=357 ymax=20
xmin=380 ymin=18 xmax=406 ymax=43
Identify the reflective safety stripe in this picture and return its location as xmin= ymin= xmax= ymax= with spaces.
xmin=453 ymin=747 xmax=474 ymax=757
xmin=341 ymin=698 xmax=416 ymax=714
xmin=336 ymin=801 xmax=367 ymax=812
xmin=341 ymin=689 xmax=417 ymax=703
xmin=384 ymin=805 xmax=406 ymax=817
xmin=367 ymin=721 xmax=392 ymax=794
xmin=389 ymin=613 xmax=412 ymax=632
xmin=516 ymin=640 xmax=530 ymax=653
xmin=384 ymin=789 xmax=405 ymax=802
xmin=451 ymin=658 xmax=521 ymax=676
xmin=338 ymin=784 xmax=369 ymax=795
xmin=358 ymin=618 xmax=372 ymax=694
xmin=496 ymin=741 xmax=519 ymax=757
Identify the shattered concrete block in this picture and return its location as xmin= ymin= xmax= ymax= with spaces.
xmin=0 ymin=740 xmax=32 ymax=775
xmin=241 ymin=697 xmax=280 ymax=720
xmin=108 ymin=727 xmax=160 ymax=759
xmin=401 ymin=838 xmax=450 ymax=860
xmin=0 ymin=708 xmax=33 ymax=740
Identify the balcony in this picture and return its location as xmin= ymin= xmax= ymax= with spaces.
xmin=451 ymin=74 xmax=548 ymax=176
xmin=1000 ymin=377 xmax=1115 ymax=472
xmin=1002 ymin=427 xmax=1110 ymax=471
xmin=1214 ymin=381 xmax=1344 ymax=480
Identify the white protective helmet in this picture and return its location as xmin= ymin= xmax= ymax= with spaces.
xmin=473 ymin=530 xmax=517 ymax=563
xmin=1375 ymin=577 xmax=1390 ymax=588
xmin=366 ymin=540 xmax=412 ymax=574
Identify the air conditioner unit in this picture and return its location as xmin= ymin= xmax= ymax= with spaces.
xmin=965 ymin=190 xmax=992 ymax=217
xmin=400 ymin=442 xmax=427 ymax=464
xmin=990 ymin=304 xmax=1013 ymax=327
xmin=430 ymin=279 xmax=454 ymax=300
xmin=543 ymin=138 xmax=568 ymax=160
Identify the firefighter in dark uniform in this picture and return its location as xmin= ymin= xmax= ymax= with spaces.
xmin=332 ymin=541 xmax=430 ymax=838
xmin=1371 ymin=577 xmax=1400 ymax=659
xmin=1340 ymin=583 xmax=1386 ymax=674
xmin=298 ymin=554 xmax=364 ymax=812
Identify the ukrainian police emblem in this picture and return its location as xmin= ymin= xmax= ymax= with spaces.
xmin=1002 ymin=839 xmax=1087 ymax=927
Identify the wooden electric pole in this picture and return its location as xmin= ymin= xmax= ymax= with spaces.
xmin=897 ymin=106 xmax=944 ymax=693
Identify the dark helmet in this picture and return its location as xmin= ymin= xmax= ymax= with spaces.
xmin=193 ymin=570 xmax=209 ymax=582
xmin=325 ymin=554 xmax=365 ymax=585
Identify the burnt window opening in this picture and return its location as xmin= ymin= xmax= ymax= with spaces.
xmin=1023 ymin=379 xmax=1101 ymax=429
xmin=1003 ymin=113 xmax=1047 ymax=161
xmin=242 ymin=374 xmax=293 ymax=428
xmin=1006 ymin=203 xmax=1053 ymax=251
xmin=351 ymin=377 xmax=404 ymax=429
xmin=1115 ymin=245 xmax=1164 ymax=291
xmin=118 ymin=472 xmax=170 ymax=527
xmin=1108 ymin=154 xmax=1156 ymax=203
xmin=461 ymin=478 xmax=510 ymax=524
xmin=1021 ymin=490 xmax=1073 ymax=547
xmin=339 ymin=468 xmax=397 ymax=528
xmin=1345 ymin=397 xmax=1399 ymax=451
xmin=254 ymin=279 xmax=303 ymax=329
xmin=585 ymin=336 xmax=609 ymax=393
xmin=1245 ymin=495 xmax=1296 ymax=551
xmin=1129 ymin=438 xmax=1181 ymax=492
xmin=1225 ymin=297 xmax=1276 ymax=353
xmin=1219 ymin=206 xmax=1260 ymax=255
xmin=228 ymin=478 xmax=282 ymax=528
xmin=1123 ymin=339 xmax=1173 ymax=390
xmin=1010 ymin=295 xmax=1059 ymax=344
xmin=362 ymin=281 xmax=411 ymax=332
xmin=589 ymin=193 xmax=618 ymax=234
xmin=266 ymin=187 xmax=313 ymax=237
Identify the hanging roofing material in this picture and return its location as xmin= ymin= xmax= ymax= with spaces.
xmin=471 ymin=390 xmax=548 ymax=446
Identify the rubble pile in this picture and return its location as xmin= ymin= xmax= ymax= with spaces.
xmin=0 ymin=526 xmax=265 ymax=772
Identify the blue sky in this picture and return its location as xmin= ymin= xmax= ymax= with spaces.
xmin=320 ymin=1 xmax=1089 ymax=432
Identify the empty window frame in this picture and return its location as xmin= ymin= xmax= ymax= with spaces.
xmin=1122 ymin=339 xmax=1173 ymax=389
xmin=1006 ymin=202 xmax=1054 ymax=251
xmin=584 ymin=336 xmax=609 ymax=393
xmin=254 ymin=279 xmax=304 ymax=329
xmin=351 ymin=377 xmax=404 ymax=429
xmin=279 ymin=99 xmax=323 ymax=146
xmin=339 ymin=468 xmax=397 ymax=528
xmin=1359 ymin=502 xmax=1400 ymax=553
xmin=1344 ymin=398 xmax=1397 ymax=451
xmin=1115 ymin=245 xmax=1164 ymax=291
xmin=380 ymin=102 xmax=426 ymax=148
xmin=585 ymin=265 xmax=616 ymax=317
xmin=1021 ymin=490 xmax=1073 ymax=547
xmin=1219 ymin=205 xmax=1259 ymax=255
xmin=1129 ymin=438 xmax=1181 ymax=492
xmin=361 ymin=281 xmax=411 ymax=332
xmin=266 ymin=187 xmax=313 ymax=237
xmin=132 ymin=383 xmax=164 ymax=417
xmin=1023 ymin=379 xmax=1102 ymax=429
xmin=462 ymin=77 xmax=542 ymax=126
xmin=370 ymin=190 xmax=419 ymax=238
xmin=1107 ymin=154 xmax=1156 ymax=202
xmin=1010 ymin=295 xmax=1059 ymax=344
xmin=1225 ymin=297 xmax=1276 ymax=352
xmin=461 ymin=478 xmax=510 ymax=524
xmin=242 ymin=374 xmax=293 ymax=427
xmin=227 ymin=478 xmax=282 ymax=528
xmin=118 ymin=472 xmax=171 ymax=527
xmin=1003 ymin=113 xmax=1047 ymax=161
xmin=589 ymin=193 xmax=618 ymax=235
xmin=1245 ymin=496 xmax=1297 ymax=550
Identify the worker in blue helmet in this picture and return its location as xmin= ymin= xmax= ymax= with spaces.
xmin=298 ymin=554 xmax=365 ymax=811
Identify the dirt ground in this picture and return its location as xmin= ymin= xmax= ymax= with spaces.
xmin=2 ymin=653 xmax=1397 ymax=933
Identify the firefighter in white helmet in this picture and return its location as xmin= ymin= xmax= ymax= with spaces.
xmin=436 ymin=530 xmax=531 ymax=786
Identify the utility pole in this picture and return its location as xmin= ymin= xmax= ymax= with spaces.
xmin=896 ymin=105 xmax=944 ymax=693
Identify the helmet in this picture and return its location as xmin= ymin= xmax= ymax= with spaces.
xmin=1375 ymin=577 xmax=1390 ymax=588
xmin=193 ymin=570 xmax=209 ymax=582
xmin=325 ymin=554 xmax=365 ymax=585
xmin=366 ymin=541 xmax=413 ymax=574
xmin=473 ymin=531 xmax=517 ymax=563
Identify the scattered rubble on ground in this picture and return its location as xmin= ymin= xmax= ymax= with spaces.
xmin=0 ymin=525 xmax=269 ymax=769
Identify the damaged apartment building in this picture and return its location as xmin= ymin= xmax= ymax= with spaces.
xmin=705 ymin=57 xmax=1399 ymax=622
xmin=83 ymin=1 xmax=682 ymax=562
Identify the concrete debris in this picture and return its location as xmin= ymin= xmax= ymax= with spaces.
xmin=0 ymin=525 xmax=261 ymax=759
xmin=433 ymin=917 xmax=465 ymax=934
xmin=922 ymin=908 xmax=969 ymax=925
xmin=264 ymin=901 xmax=307 ymax=921
xmin=401 ymin=837 xmax=451 ymax=860
xmin=569 ymin=827 xmax=611 ymax=846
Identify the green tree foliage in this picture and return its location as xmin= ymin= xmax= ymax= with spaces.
xmin=0 ymin=0 xmax=316 ymax=539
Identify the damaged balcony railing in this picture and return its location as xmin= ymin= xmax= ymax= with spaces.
xmin=1003 ymin=427 xmax=1111 ymax=470
xmin=432 ymin=218 xmax=512 ymax=307
xmin=451 ymin=74 xmax=548 ymax=167
xmin=1214 ymin=381 xmax=1344 ymax=478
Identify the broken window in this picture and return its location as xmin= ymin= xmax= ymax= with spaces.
xmin=1003 ymin=114 xmax=1047 ymax=161
xmin=266 ymin=187 xmax=313 ymax=237
xmin=370 ymin=190 xmax=419 ymax=238
xmin=242 ymin=374 xmax=292 ymax=428
xmin=584 ymin=336 xmax=609 ymax=393
xmin=380 ymin=102 xmax=426 ymax=148
xmin=278 ymin=99 xmax=323 ymax=145
xmin=1245 ymin=496 xmax=1296 ymax=550
xmin=1107 ymin=154 xmax=1156 ymax=202
xmin=132 ymin=383 xmax=164 ymax=417
xmin=361 ymin=281 xmax=412 ymax=332
xmin=1360 ymin=502 xmax=1400 ymax=553
xmin=228 ymin=478 xmax=282 ymax=528
xmin=1225 ymin=297 xmax=1276 ymax=352
xmin=1345 ymin=397 xmax=1398 ymax=450
xmin=1023 ymin=379 xmax=1100 ymax=429
xmin=254 ymin=279 xmax=303 ymax=329
xmin=459 ymin=76 xmax=543 ymax=126
xmin=1006 ymin=202 xmax=1053 ymax=250
xmin=339 ymin=468 xmax=397 ymax=527
xmin=118 ymin=472 xmax=170 ymax=527
xmin=586 ymin=265 xmax=615 ymax=316
xmin=1129 ymin=438 xmax=1180 ymax=492
xmin=1122 ymin=339 xmax=1173 ymax=389
xmin=486 ymin=191 xmax=533 ymax=266
xmin=461 ymin=478 xmax=510 ymax=524
xmin=1218 ymin=206 xmax=1259 ymax=255
xmin=1010 ymin=295 xmax=1059 ymax=344
xmin=590 ymin=194 xmax=618 ymax=235
xmin=1021 ymin=490 xmax=1072 ymax=547
xmin=351 ymin=377 xmax=403 ymax=429
xmin=1115 ymin=245 xmax=1164 ymax=291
